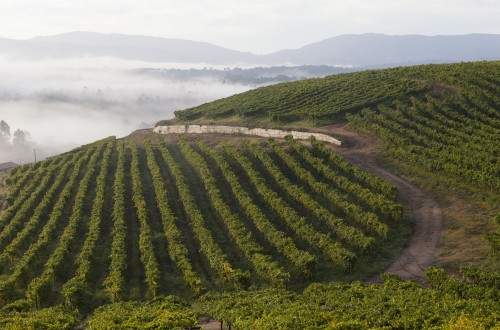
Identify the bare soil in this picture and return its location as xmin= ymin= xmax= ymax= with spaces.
xmin=326 ymin=123 xmax=443 ymax=282
xmin=199 ymin=319 xmax=229 ymax=330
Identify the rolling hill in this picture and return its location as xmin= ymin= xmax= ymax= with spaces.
xmin=0 ymin=31 xmax=256 ymax=64
xmin=171 ymin=61 xmax=500 ymax=196
xmin=1 ymin=32 xmax=499 ymax=66
xmin=263 ymin=33 xmax=500 ymax=66
xmin=0 ymin=61 xmax=498 ymax=328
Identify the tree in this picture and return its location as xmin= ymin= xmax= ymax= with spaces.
xmin=12 ymin=129 xmax=30 ymax=147
xmin=0 ymin=120 xmax=10 ymax=146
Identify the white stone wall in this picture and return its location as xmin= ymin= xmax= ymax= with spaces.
xmin=153 ymin=125 xmax=341 ymax=146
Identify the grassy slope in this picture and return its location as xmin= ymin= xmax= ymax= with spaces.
xmin=168 ymin=61 xmax=500 ymax=272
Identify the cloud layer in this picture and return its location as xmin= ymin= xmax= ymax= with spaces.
xmin=0 ymin=57 xmax=251 ymax=163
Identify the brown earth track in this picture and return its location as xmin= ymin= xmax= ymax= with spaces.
xmin=326 ymin=123 xmax=443 ymax=282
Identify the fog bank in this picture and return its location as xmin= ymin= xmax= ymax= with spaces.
xmin=0 ymin=57 xmax=251 ymax=163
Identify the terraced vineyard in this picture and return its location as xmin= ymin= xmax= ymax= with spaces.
xmin=0 ymin=135 xmax=402 ymax=310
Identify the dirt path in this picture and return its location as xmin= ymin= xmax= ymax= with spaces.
xmin=327 ymin=124 xmax=443 ymax=282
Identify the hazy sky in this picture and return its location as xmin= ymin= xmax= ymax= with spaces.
xmin=1 ymin=0 xmax=499 ymax=53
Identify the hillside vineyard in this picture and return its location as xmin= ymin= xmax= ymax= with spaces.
xmin=174 ymin=62 xmax=500 ymax=193
xmin=0 ymin=61 xmax=498 ymax=328
xmin=0 ymin=137 xmax=401 ymax=306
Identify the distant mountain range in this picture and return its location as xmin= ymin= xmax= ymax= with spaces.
xmin=1 ymin=32 xmax=499 ymax=67
xmin=265 ymin=33 xmax=500 ymax=67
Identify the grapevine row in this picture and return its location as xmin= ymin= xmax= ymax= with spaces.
xmin=223 ymin=144 xmax=355 ymax=270
xmin=269 ymin=138 xmax=388 ymax=237
xmin=243 ymin=140 xmax=373 ymax=250
xmin=103 ymin=142 xmax=127 ymax=303
xmin=179 ymin=139 xmax=289 ymax=286
xmin=144 ymin=140 xmax=203 ymax=295
xmin=129 ymin=141 xmax=160 ymax=298
xmin=156 ymin=141 xmax=246 ymax=286
xmin=62 ymin=138 xmax=115 ymax=306
xmin=197 ymin=141 xmax=315 ymax=273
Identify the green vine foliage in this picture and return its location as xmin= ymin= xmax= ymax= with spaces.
xmin=0 ymin=61 xmax=497 ymax=327
xmin=197 ymin=267 xmax=499 ymax=329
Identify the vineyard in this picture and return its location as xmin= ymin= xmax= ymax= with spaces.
xmin=0 ymin=135 xmax=404 ymax=320
xmin=170 ymin=61 xmax=500 ymax=197
xmin=0 ymin=61 xmax=498 ymax=328
xmin=171 ymin=67 xmax=430 ymax=123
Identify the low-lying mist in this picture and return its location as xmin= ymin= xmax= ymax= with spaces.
xmin=0 ymin=57 xmax=252 ymax=164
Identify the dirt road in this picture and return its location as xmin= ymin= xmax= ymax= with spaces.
xmin=327 ymin=124 xmax=443 ymax=282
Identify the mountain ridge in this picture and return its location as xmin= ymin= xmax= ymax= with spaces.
xmin=1 ymin=32 xmax=499 ymax=67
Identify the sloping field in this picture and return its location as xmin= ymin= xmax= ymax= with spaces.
xmin=0 ymin=136 xmax=403 ymax=308
xmin=170 ymin=61 xmax=500 ymax=197
xmin=0 ymin=61 xmax=498 ymax=328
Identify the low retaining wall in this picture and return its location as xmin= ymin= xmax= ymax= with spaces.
xmin=153 ymin=125 xmax=341 ymax=146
